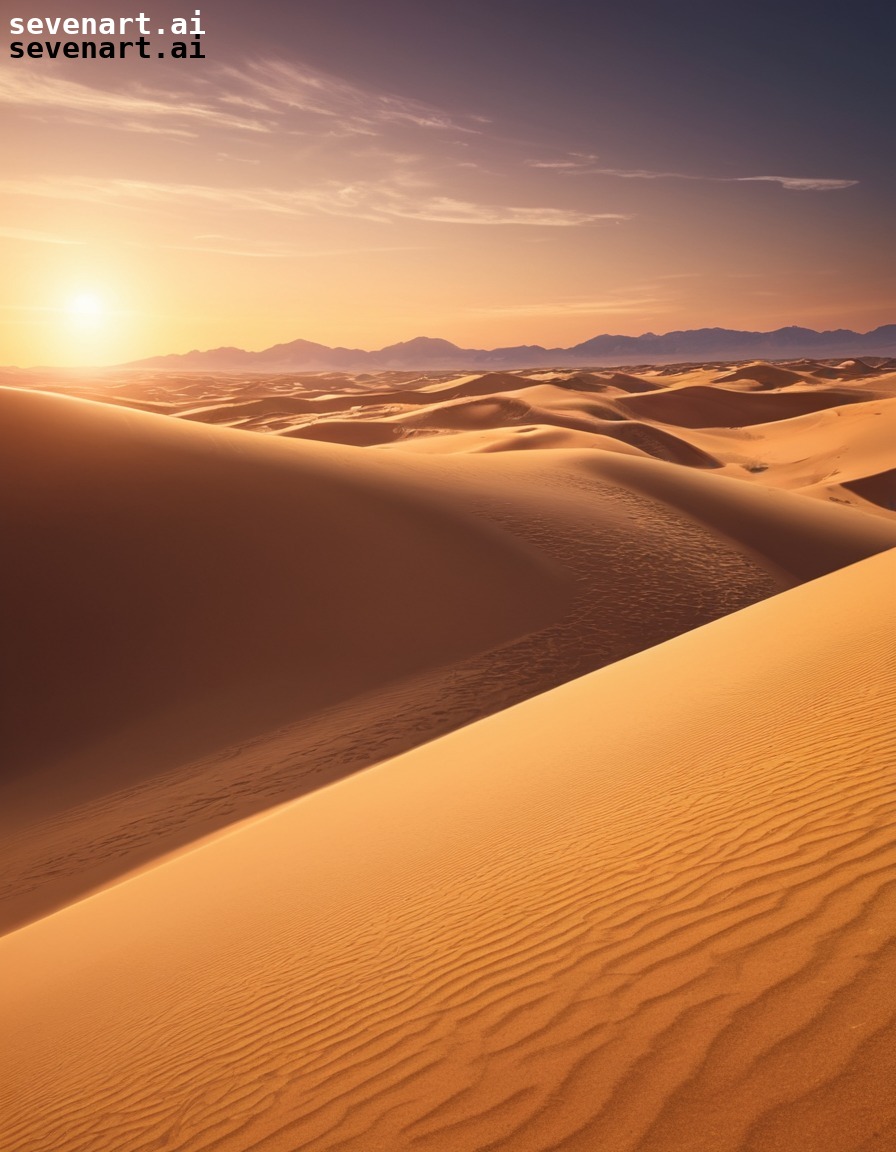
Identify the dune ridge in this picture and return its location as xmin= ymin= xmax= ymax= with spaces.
xmin=1 ymin=548 xmax=894 ymax=1152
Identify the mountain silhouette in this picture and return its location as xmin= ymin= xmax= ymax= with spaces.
xmin=127 ymin=325 xmax=896 ymax=371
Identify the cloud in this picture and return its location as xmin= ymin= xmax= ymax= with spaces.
xmin=0 ymin=226 xmax=82 ymax=245
xmin=0 ymin=62 xmax=627 ymax=230
xmin=589 ymin=168 xmax=692 ymax=181
xmin=1 ymin=175 xmax=626 ymax=228
xmin=526 ymin=161 xmax=584 ymax=170
xmin=735 ymin=175 xmax=859 ymax=191
xmin=1 ymin=177 xmax=301 ymax=215
xmin=374 ymin=196 xmax=626 ymax=226
xmin=0 ymin=54 xmax=491 ymax=156
xmin=217 ymin=58 xmax=483 ymax=139
xmin=0 ymin=70 xmax=272 ymax=136
xmin=526 ymin=152 xmax=601 ymax=170
xmin=469 ymin=294 xmax=668 ymax=317
xmin=528 ymin=157 xmax=858 ymax=190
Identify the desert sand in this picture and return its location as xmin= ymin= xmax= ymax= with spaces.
xmin=1 ymin=359 xmax=895 ymax=1150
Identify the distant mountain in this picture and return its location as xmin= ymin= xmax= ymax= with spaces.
xmin=126 ymin=325 xmax=896 ymax=371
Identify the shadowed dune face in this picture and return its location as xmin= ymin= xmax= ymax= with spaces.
xmin=615 ymin=382 xmax=872 ymax=427
xmin=843 ymin=467 xmax=896 ymax=511
xmin=602 ymin=421 xmax=721 ymax=467
xmin=278 ymin=417 xmax=404 ymax=445
xmin=0 ymin=386 xmax=570 ymax=783
xmin=605 ymin=370 xmax=664 ymax=392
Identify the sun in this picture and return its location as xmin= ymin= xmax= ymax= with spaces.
xmin=65 ymin=292 xmax=106 ymax=328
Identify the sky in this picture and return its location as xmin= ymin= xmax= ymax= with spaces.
xmin=0 ymin=0 xmax=893 ymax=365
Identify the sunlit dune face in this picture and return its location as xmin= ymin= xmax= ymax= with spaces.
xmin=65 ymin=292 xmax=105 ymax=329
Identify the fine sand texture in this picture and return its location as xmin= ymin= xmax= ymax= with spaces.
xmin=1 ymin=548 xmax=894 ymax=1152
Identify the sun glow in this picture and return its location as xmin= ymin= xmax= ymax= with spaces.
xmin=65 ymin=292 xmax=105 ymax=328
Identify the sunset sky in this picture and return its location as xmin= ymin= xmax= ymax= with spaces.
xmin=1 ymin=0 xmax=892 ymax=366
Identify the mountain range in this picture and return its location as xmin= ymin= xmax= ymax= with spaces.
xmin=127 ymin=325 xmax=896 ymax=372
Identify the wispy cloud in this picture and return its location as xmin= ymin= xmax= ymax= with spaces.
xmin=735 ymin=175 xmax=858 ymax=191
xmin=469 ymin=293 xmax=668 ymax=317
xmin=527 ymin=153 xmax=601 ymax=171
xmin=527 ymin=161 xmax=584 ymax=170
xmin=527 ymin=157 xmax=858 ymax=190
xmin=0 ymin=51 xmax=493 ymax=147
xmin=0 ymin=63 xmax=628 ymax=232
xmin=1 ymin=175 xmax=626 ymax=228
xmin=0 ymin=226 xmax=82 ymax=245
xmin=223 ymin=58 xmax=487 ymax=138
xmin=376 ymin=196 xmax=625 ymax=226
xmin=1 ymin=177 xmax=301 ymax=215
xmin=0 ymin=70 xmax=272 ymax=136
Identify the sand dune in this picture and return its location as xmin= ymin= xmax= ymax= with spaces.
xmin=381 ymin=424 xmax=655 ymax=456
xmin=661 ymin=395 xmax=896 ymax=518
xmin=542 ymin=370 xmax=616 ymax=393
xmin=417 ymin=369 xmax=537 ymax=398
xmin=1 ymin=548 xmax=893 ymax=1152
xmin=598 ymin=422 xmax=721 ymax=467
xmin=0 ymin=385 xmax=567 ymax=788
xmin=403 ymin=419 xmax=720 ymax=469
xmin=605 ymin=369 xmax=664 ymax=392
xmin=3 ymin=366 xmax=896 ymax=933
xmin=3 ymin=360 xmax=895 ymax=1150
xmin=616 ymin=382 xmax=872 ymax=428
xmin=713 ymin=361 xmax=812 ymax=387
xmin=585 ymin=449 xmax=896 ymax=580
xmin=15 ymin=363 xmax=896 ymax=489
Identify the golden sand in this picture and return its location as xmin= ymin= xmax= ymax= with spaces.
xmin=1 ymin=360 xmax=894 ymax=1150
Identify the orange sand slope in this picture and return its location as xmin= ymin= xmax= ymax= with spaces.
xmin=4 ymin=382 xmax=896 ymax=935
xmin=2 ymin=548 xmax=894 ymax=1152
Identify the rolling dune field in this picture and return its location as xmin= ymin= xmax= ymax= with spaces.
xmin=1 ymin=358 xmax=894 ymax=1151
